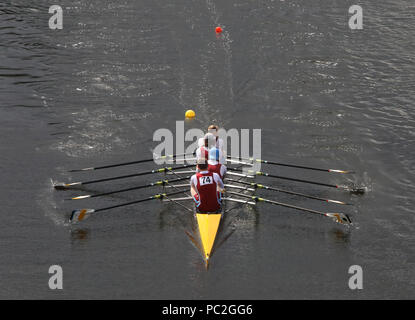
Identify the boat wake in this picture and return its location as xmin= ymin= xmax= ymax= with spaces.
xmin=36 ymin=178 xmax=70 ymax=227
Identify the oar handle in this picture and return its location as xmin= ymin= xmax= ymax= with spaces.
xmin=94 ymin=190 xmax=187 ymax=213
xmin=227 ymin=191 xmax=324 ymax=216
xmin=71 ymin=176 xmax=191 ymax=200
xmin=67 ymin=165 xmax=193 ymax=186
xmin=226 ymin=191 xmax=352 ymax=224
xmin=226 ymin=156 xmax=354 ymax=174
xmin=228 ymin=168 xmax=339 ymax=189
xmin=82 ymin=170 xmax=158 ymax=185
xmin=69 ymin=152 xmax=195 ymax=172
xmin=225 ymin=178 xmax=350 ymax=205
xmin=260 ymin=172 xmax=339 ymax=188
xmin=69 ymin=158 xmax=154 ymax=172
xmin=261 ymin=160 xmax=329 ymax=172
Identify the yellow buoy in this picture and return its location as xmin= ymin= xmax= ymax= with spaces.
xmin=185 ymin=109 xmax=196 ymax=119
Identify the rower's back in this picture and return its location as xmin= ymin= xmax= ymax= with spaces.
xmin=208 ymin=147 xmax=227 ymax=179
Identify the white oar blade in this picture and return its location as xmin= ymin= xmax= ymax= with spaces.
xmin=54 ymin=182 xmax=81 ymax=190
xmin=338 ymin=184 xmax=367 ymax=194
xmin=70 ymin=209 xmax=95 ymax=223
xmin=71 ymin=195 xmax=91 ymax=200
xmin=326 ymin=213 xmax=352 ymax=225
xmin=328 ymin=169 xmax=354 ymax=174
xmin=327 ymin=199 xmax=348 ymax=205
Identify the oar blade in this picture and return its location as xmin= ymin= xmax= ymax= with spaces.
xmin=329 ymin=169 xmax=355 ymax=174
xmin=70 ymin=209 xmax=95 ymax=223
xmin=54 ymin=183 xmax=69 ymax=190
xmin=327 ymin=199 xmax=352 ymax=205
xmin=54 ymin=182 xmax=81 ymax=190
xmin=70 ymin=195 xmax=91 ymax=200
xmin=227 ymin=156 xmax=356 ymax=174
xmin=338 ymin=184 xmax=367 ymax=194
xmin=325 ymin=213 xmax=352 ymax=225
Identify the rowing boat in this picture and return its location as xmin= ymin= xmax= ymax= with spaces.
xmin=195 ymin=175 xmax=257 ymax=266
xmin=161 ymin=170 xmax=256 ymax=267
xmin=156 ymin=177 xmax=227 ymax=266
xmin=195 ymin=211 xmax=222 ymax=265
xmin=58 ymin=152 xmax=359 ymax=268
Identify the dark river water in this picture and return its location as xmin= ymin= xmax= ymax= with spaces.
xmin=1 ymin=0 xmax=414 ymax=299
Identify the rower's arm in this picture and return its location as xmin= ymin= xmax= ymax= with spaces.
xmin=221 ymin=165 xmax=227 ymax=177
xmin=197 ymin=137 xmax=204 ymax=148
xmin=213 ymin=173 xmax=225 ymax=192
xmin=190 ymin=175 xmax=197 ymax=197
xmin=190 ymin=183 xmax=198 ymax=197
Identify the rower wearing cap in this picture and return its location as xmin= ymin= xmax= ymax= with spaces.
xmin=190 ymin=160 xmax=225 ymax=213
xmin=196 ymin=132 xmax=216 ymax=163
xmin=208 ymin=146 xmax=227 ymax=179
xmin=198 ymin=125 xmax=226 ymax=164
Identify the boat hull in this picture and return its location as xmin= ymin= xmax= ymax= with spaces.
xmin=195 ymin=212 xmax=222 ymax=266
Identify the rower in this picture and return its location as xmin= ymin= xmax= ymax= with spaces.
xmin=208 ymin=146 xmax=227 ymax=179
xmin=198 ymin=125 xmax=225 ymax=160
xmin=196 ymin=132 xmax=216 ymax=163
xmin=190 ymin=160 xmax=224 ymax=213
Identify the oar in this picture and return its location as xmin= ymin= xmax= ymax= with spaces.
xmin=225 ymin=178 xmax=352 ymax=205
xmin=69 ymin=176 xmax=191 ymax=200
xmin=68 ymin=152 xmax=194 ymax=172
xmin=226 ymin=191 xmax=352 ymax=225
xmin=227 ymin=156 xmax=354 ymax=174
xmin=54 ymin=164 xmax=194 ymax=190
xmin=70 ymin=189 xmax=187 ymax=223
xmin=227 ymin=168 xmax=366 ymax=194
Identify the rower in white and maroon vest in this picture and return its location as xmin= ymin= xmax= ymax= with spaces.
xmin=190 ymin=161 xmax=225 ymax=213
xmin=208 ymin=146 xmax=227 ymax=179
xmin=195 ymin=132 xmax=216 ymax=164
xmin=198 ymin=125 xmax=226 ymax=164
